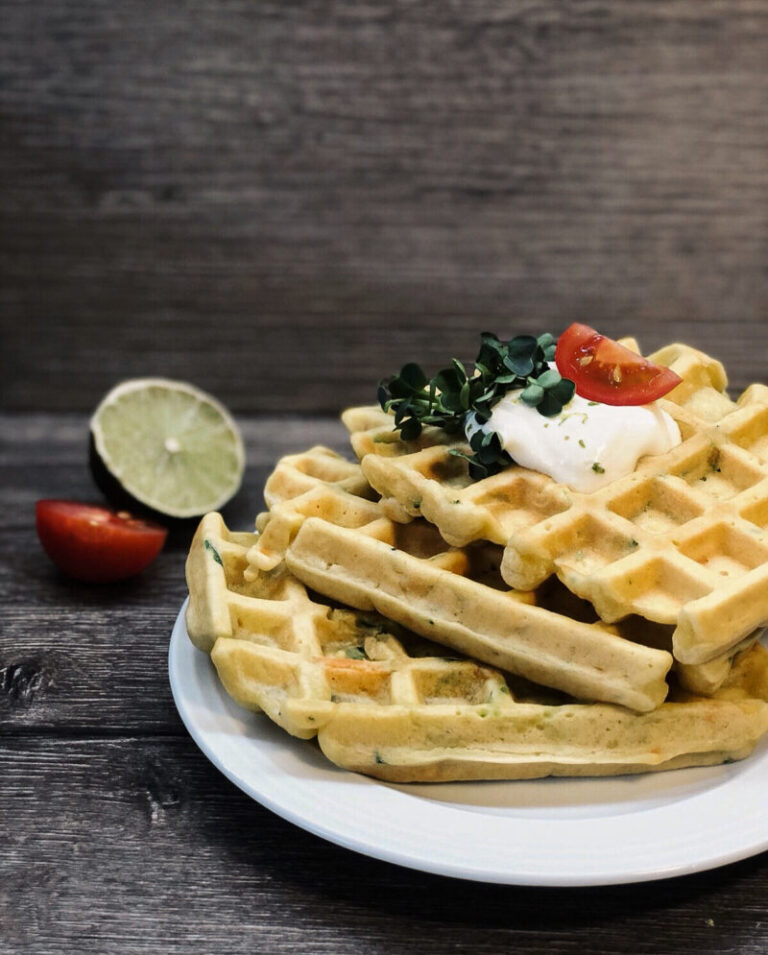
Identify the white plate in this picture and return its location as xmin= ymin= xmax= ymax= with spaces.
xmin=169 ymin=601 xmax=768 ymax=886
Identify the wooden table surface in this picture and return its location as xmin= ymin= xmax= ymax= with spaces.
xmin=4 ymin=0 xmax=768 ymax=950
xmin=3 ymin=406 xmax=768 ymax=955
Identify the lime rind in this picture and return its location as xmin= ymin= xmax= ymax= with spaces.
xmin=90 ymin=377 xmax=245 ymax=518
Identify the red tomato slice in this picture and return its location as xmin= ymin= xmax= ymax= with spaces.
xmin=555 ymin=323 xmax=682 ymax=405
xmin=36 ymin=500 xmax=167 ymax=582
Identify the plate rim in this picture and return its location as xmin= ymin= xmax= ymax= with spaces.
xmin=169 ymin=599 xmax=768 ymax=886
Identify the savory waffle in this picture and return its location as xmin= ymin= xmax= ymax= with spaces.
xmin=249 ymin=446 xmax=383 ymax=572
xmin=246 ymin=448 xmax=673 ymax=712
xmin=345 ymin=343 xmax=768 ymax=666
xmin=342 ymin=342 xmax=732 ymax=539
xmin=185 ymin=512 xmax=768 ymax=781
xmin=249 ymin=446 xmax=763 ymax=699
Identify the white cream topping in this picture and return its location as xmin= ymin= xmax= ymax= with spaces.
xmin=466 ymin=388 xmax=681 ymax=493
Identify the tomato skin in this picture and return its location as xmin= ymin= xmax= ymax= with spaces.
xmin=555 ymin=323 xmax=682 ymax=405
xmin=36 ymin=500 xmax=167 ymax=582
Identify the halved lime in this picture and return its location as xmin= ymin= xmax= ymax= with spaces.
xmin=89 ymin=378 xmax=245 ymax=519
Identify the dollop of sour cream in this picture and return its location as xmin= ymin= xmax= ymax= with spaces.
xmin=466 ymin=387 xmax=681 ymax=493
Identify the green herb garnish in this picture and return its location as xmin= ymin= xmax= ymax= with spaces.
xmin=377 ymin=332 xmax=575 ymax=478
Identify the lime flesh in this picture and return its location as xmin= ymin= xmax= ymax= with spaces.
xmin=90 ymin=378 xmax=245 ymax=518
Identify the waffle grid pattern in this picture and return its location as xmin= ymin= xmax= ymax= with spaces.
xmin=187 ymin=512 xmax=516 ymax=740
xmin=246 ymin=449 xmax=675 ymax=712
xmin=344 ymin=345 xmax=768 ymax=664
xmin=502 ymin=390 xmax=768 ymax=665
xmin=186 ymin=513 xmax=768 ymax=781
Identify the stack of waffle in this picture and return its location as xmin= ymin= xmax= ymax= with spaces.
xmin=185 ymin=341 xmax=768 ymax=782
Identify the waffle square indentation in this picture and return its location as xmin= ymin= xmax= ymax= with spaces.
xmin=553 ymin=513 xmax=640 ymax=577
xmin=607 ymin=478 xmax=706 ymax=535
xmin=470 ymin=474 xmax=571 ymax=531
xmin=417 ymin=449 xmax=471 ymax=487
xmin=413 ymin=664 xmax=499 ymax=706
xmin=606 ymin=555 xmax=712 ymax=623
xmin=739 ymin=495 xmax=768 ymax=532
xmin=670 ymin=446 xmax=764 ymax=501
xmin=324 ymin=660 xmax=393 ymax=704
xmin=677 ymin=523 xmax=768 ymax=579
xmin=230 ymin=606 xmax=297 ymax=648
xmin=727 ymin=407 xmax=768 ymax=463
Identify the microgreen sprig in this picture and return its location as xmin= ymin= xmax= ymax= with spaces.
xmin=378 ymin=331 xmax=575 ymax=479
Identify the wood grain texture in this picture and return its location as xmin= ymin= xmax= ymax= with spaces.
xmin=4 ymin=736 xmax=767 ymax=955
xmin=2 ymin=1 xmax=768 ymax=412
xmin=4 ymin=3 xmax=768 ymax=947
xmin=0 ymin=413 xmax=348 ymax=733
xmin=4 ymin=409 xmax=768 ymax=954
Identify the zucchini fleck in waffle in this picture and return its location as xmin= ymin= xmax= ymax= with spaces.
xmin=345 ymin=341 xmax=768 ymax=667
xmin=185 ymin=511 xmax=768 ymax=782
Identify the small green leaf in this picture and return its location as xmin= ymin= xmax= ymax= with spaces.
xmin=398 ymin=362 xmax=428 ymax=391
xmin=535 ymin=368 xmax=562 ymax=390
xmin=399 ymin=417 xmax=422 ymax=441
xmin=504 ymin=335 xmax=538 ymax=376
xmin=537 ymin=391 xmax=566 ymax=417
xmin=520 ymin=383 xmax=544 ymax=406
xmin=376 ymin=328 xmax=574 ymax=479
xmin=550 ymin=377 xmax=576 ymax=405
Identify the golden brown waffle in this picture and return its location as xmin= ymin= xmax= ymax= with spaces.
xmin=284 ymin=514 xmax=675 ymax=712
xmin=345 ymin=344 xmax=768 ymax=666
xmin=500 ymin=381 xmax=768 ymax=666
xmin=250 ymin=446 xmax=383 ymax=572
xmin=187 ymin=511 xmax=428 ymax=737
xmin=185 ymin=512 xmax=768 ymax=781
xmin=246 ymin=448 xmax=674 ymax=712
xmin=342 ymin=342 xmax=733 ymax=536
xmin=249 ymin=445 xmax=762 ymax=700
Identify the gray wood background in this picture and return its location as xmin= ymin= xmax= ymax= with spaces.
xmin=4 ymin=3 xmax=768 ymax=953
xmin=6 ymin=412 xmax=768 ymax=955
xmin=2 ymin=0 xmax=767 ymax=415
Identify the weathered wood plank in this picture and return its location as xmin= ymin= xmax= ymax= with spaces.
xmin=0 ymin=413 xmax=349 ymax=732
xmin=2 ymin=1 xmax=767 ymax=411
xmin=2 ymin=736 xmax=768 ymax=955
xmin=5 ymin=409 xmax=768 ymax=952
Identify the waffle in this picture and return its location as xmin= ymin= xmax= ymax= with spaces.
xmin=246 ymin=448 xmax=673 ymax=712
xmin=185 ymin=511 xmax=768 ymax=781
xmin=345 ymin=343 xmax=768 ymax=666
xmin=250 ymin=446 xmax=383 ymax=572
xmin=250 ymin=446 xmax=764 ymax=700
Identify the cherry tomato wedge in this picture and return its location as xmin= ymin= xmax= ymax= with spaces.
xmin=36 ymin=500 xmax=167 ymax=582
xmin=555 ymin=323 xmax=682 ymax=405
